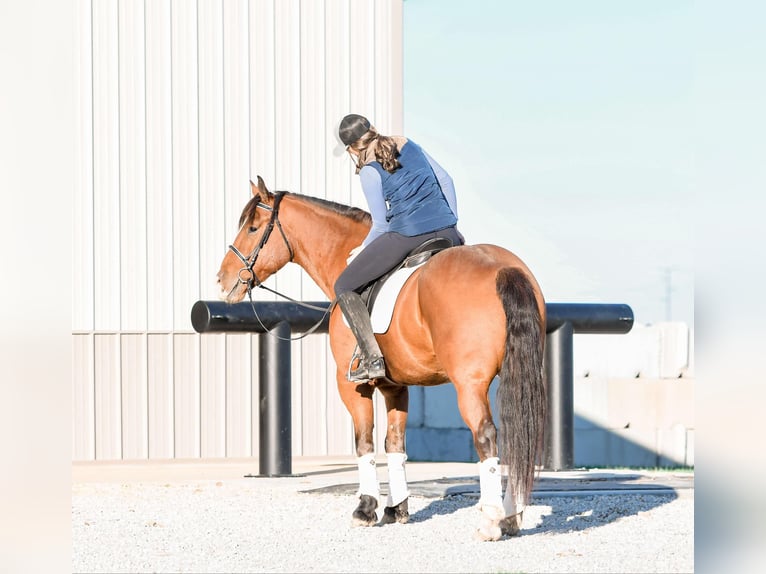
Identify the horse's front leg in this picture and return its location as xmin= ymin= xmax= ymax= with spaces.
xmin=378 ymin=383 xmax=410 ymax=525
xmin=336 ymin=373 xmax=379 ymax=527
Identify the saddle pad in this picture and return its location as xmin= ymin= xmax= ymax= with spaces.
xmin=370 ymin=263 xmax=423 ymax=333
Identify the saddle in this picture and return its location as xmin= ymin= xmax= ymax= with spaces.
xmin=360 ymin=237 xmax=454 ymax=312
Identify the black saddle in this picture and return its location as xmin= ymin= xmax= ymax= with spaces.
xmin=360 ymin=237 xmax=454 ymax=310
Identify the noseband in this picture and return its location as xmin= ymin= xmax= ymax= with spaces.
xmin=228 ymin=191 xmax=294 ymax=290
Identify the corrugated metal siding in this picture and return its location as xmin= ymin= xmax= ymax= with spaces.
xmin=73 ymin=0 xmax=403 ymax=461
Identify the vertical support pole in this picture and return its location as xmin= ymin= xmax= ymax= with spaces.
xmin=258 ymin=322 xmax=292 ymax=476
xmin=544 ymin=321 xmax=574 ymax=470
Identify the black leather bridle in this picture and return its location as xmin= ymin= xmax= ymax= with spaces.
xmin=227 ymin=191 xmax=331 ymax=341
xmin=228 ymin=191 xmax=294 ymax=290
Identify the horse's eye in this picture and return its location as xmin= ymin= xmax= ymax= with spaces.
xmin=248 ymin=226 xmax=258 ymax=234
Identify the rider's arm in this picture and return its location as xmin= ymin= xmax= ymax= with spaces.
xmin=423 ymin=150 xmax=458 ymax=218
xmin=358 ymin=165 xmax=389 ymax=247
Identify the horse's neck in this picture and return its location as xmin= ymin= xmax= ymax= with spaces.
xmin=285 ymin=198 xmax=369 ymax=300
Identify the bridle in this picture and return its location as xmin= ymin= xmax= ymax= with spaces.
xmin=227 ymin=191 xmax=332 ymax=340
xmin=228 ymin=191 xmax=294 ymax=290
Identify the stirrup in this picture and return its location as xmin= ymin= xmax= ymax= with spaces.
xmin=347 ymin=355 xmax=386 ymax=383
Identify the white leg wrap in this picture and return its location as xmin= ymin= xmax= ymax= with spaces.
xmin=385 ymin=452 xmax=410 ymax=507
xmin=356 ymin=453 xmax=380 ymax=500
xmin=478 ymin=457 xmax=503 ymax=511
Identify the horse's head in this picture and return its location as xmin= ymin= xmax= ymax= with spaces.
xmin=216 ymin=176 xmax=294 ymax=303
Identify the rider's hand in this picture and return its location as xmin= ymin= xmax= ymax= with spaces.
xmin=346 ymin=245 xmax=363 ymax=265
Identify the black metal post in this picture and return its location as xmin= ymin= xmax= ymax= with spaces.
xmin=258 ymin=321 xmax=292 ymax=476
xmin=544 ymin=321 xmax=574 ymax=471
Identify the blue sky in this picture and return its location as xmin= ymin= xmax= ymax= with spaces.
xmin=402 ymin=0 xmax=694 ymax=327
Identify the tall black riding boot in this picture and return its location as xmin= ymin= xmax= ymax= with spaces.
xmin=336 ymin=291 xmax=386 ymax=382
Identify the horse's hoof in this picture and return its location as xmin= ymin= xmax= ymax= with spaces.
xmin=474 ymin=524 xmax=502 ymax=542
xmin=474 ymin=504 xmax=504 ymax=541
xmin=499 ymin=512 xmax=523 ymax=537
xmin=379 ymin=499 xmax=409 ymax=525
xmin=351 ymin=494 xmax=378 ymax=527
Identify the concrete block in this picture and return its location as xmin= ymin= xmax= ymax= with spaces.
xmin=658 ymin=322 xmax=690 ymax=378
xmin=574 ymin=377 xmax=610 ymax=429
xmin=573 ymin=327 xmax=647 ymax=378
xmin=657 ymin=423 xmax=689 ymax=467
xmin=574 ymin=428 xmax=610 ymax=467
xmin=655 ymin=379 xmax=694 ymax=428
xmin=605 ymin=379 xmax=660 ymax=430
xmin=606 ymin=427 xmax=660 ymax=467
xmin=405 ymin=427 xmax=477 ymax=462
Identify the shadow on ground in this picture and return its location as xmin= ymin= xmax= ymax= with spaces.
xmin=302 ymin=471 xmax=690 ymax=535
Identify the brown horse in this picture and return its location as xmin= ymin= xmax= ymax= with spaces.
xmin=216 ymin=177 xmax=546 ymax=541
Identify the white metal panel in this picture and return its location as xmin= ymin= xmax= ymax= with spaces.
xmin=300 ymin=0 xmax=330 ymax=303
xmin=223 ymin=0 xmax=251 ymax=248
xmin=325 ymin=0 xmax=352 ymax=207
xmin=201 ymin=333 xmax=226 ymax=458
xmin=94 ymin=334 xmax=121 ymax=459
xmin=74 ymin=0 xmax=404 ymax=462
xmin=74 ymin=0 xmax=94 ymax=331
xmin=174 ymin=333 xmax=200 ymax=457
xmin=92 ymin=0 xmax=121 ymax=330
xmin=348 ymin=0 xmax=377 ymax=211
xmin=225 ymin=333 xmax=252 ymax=456
xmin=375 ymin=0 xmax=403 ymax=135
xmin=145 ymin=0 xmax=174 ymax=330
xmin=72 ymin=334 xmax=95 ymax=461
xmin=120 ymin=334 xmax=148 ymax=459
xmin=299 ymin=338 xmax=328 ymax=455
xmin=148 ymin=333 xmax=174 ymax=458
xmin=300 ymin=0 xmax=326 ymax=201
xmin=249 ymin=0 xmax=277 ymax=191
xmin=197 ymin=0 xmax=226 ymax=301
xmin=171 ymin=0 xmax=201 ymax=330
xmin=119 ymin=0 xmax=148 ymax=330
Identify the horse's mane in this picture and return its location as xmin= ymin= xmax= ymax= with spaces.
xmin=239 ymin=191 xmax=372 ymax=228
xmin=293 ymin=193 xmax=371 ymax=225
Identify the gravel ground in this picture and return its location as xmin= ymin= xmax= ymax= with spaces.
xmin=72 ymin=478 xmax=693 ymax=573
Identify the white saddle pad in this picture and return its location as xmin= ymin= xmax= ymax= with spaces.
xmin=370 ymin=263 xmax=423 ymax=334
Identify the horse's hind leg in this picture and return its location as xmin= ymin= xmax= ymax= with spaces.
xmin=454 ymin=383 xmax=505 ymax=541
xmin=337 ymin=374 xmax=379 ymax=527
xmin=378 ymin=383 xmax=410 ymax=525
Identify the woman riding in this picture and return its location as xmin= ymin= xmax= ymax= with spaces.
xmin=335 ymin=113 xmax=465 ymax=382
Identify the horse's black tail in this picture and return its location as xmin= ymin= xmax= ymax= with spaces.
xmin=495 ymin=267 xmax=546 ymax=509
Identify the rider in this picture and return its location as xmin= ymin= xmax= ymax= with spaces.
xmin=334 ymin=113 xmax=464 ymax=382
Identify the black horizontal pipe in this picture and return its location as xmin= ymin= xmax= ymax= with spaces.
xmin=191 ymin=300 xmax=633 ymax=336
xmin=191 ymin=300 xmax=331 ymax=334
xmin=545 ymin=302 xmax=633 ymax=334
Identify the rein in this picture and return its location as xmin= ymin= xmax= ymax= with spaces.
xmin=228 ymin=191 xmax=333 ymax=341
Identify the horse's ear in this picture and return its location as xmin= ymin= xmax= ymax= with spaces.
xmin=250 ymin=175 xmax=271 ymax=199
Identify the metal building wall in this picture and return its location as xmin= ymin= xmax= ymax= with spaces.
xmin=73 ymin=0 xmax=403 ymax=461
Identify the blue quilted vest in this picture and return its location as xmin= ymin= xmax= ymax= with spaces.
xmin=367 ymin=140 xmax=457 ymax=237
